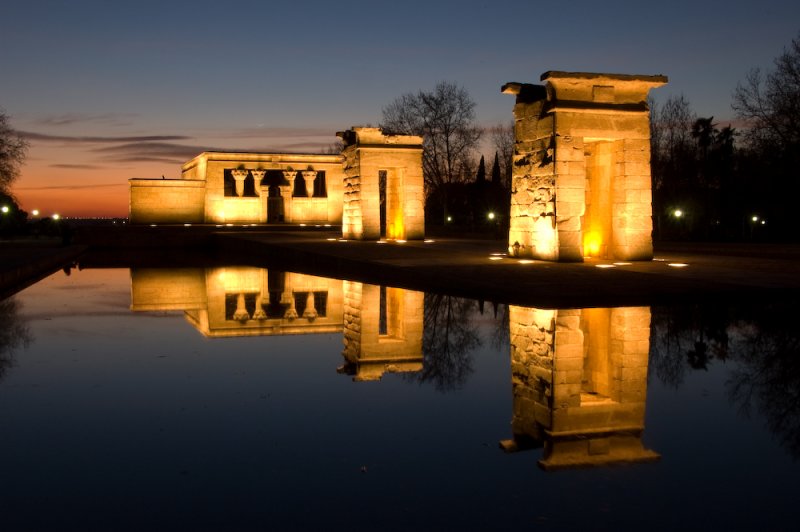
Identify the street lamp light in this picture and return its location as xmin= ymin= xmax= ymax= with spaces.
xmin=32 ymin=209 xmax=39 ymax=216
xmin=1 ymin=206 xmax=8 ymax=214
xmin=673 ymin=209 xmax=683 ymax=218
xmin=487 ymin=212 xmax=496 ymax=221
xmin=52 ymin=213 xmax=60 ymax=221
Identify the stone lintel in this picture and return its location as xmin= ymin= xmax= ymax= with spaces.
xmin=541 ymin=71 xmax=667 ymax=106
xmin=544 ymin=101 xmax=649 ymax=114
xmin=337 ymin=127 xmax=422 ymax=148
xmin=541 ymin=71 xmax=668 ymax=85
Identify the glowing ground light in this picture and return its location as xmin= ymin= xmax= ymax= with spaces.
xmin=613 ymin=262 xmax=632 ymax=266
xmin=668 ymin=263 xmax=689 ymax=268
xmin=184 ymin=223 xmax=192 ymax=227
xmin=424 ymin=239 xmax=435 ymax=243
xmin=518 ymin=259 xmax=534 ymax=264
xmin=396 ymin=240 xmax=407 ymax=244
xmin=327 ymin=238 xmax=337 ymax=241
xmin=595 ymin=264 xmax=616 ymax=269
xmin=150 ymin=224 xmax=157 ymax=227
xmin=489 ymin=256 xmax=503 ymax=261
xmin=376 ymin=240 xmax=387 ymax=244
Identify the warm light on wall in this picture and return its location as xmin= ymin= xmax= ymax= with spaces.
xmin=583 ymin=232 xmax=602 ymax=257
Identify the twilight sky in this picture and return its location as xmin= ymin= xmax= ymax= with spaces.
xmin=1 ymin=0 xmax=798 ymax=217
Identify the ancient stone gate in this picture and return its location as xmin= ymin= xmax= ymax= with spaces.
xmin=503 ymin=72 xmax=667 ymax=261
xmin=337 ymin=127 xmax=425 ymax=241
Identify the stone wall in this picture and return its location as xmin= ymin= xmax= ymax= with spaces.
xmin=180 ymin=152 xmax=344 ymax=225
xmin=503 ymin=72 xmax=666 ymax=261
xmin=129 ymin=178 xmax=205 ymax=224
xmin=338 ymin=127 xmax=424 ymax=240
xmin=505 ymin=305 xmax=659 ymax=469
xmin=341 ymin=281 xmax=424 ymax=381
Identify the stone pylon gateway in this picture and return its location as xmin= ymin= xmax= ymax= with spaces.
xmin=502 ymin=72 xmax=667 ymax=262
xmin=337 ymin=127 xmax=425 ymax=241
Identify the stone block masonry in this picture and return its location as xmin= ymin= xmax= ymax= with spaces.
xmin=503 ymin=72 xmax=667 ymax=262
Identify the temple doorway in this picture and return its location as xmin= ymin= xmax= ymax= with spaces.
xmin=267 ymin=185 xmax=284 ymax=223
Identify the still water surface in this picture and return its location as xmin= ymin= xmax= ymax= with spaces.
xmin=0 ymin=267 xmax=798 ymax=531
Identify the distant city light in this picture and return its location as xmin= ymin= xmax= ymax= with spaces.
xmin=52 ymin=213 xmax=60 ymax=220
xmin=32 ymin=209 xmax=40 ymax=216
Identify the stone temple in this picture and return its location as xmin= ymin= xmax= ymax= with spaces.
xmin=129 ymin=71 xmax=666 ymax=258
xmin=129 ymin=127 xmax=425 ymax=241
xmin=503 ymin=72 xmax=667 ymax=261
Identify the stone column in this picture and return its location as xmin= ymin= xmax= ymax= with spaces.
xmin=279 ymin=185 xmax=292 ymax=222
xmin=251 ymin=170 xmax=266 ymax=197
xmin=301 ymin=170 xmax=317 ymax=197
xmin=232 ymin=293 xmax=250 ymax=321
xmin=231 ymin=169 xmax=249 ymax=197
xmin=284 ymin=294 xmax=298 ymax=320
xmin=303 ymin=292 xmax=318 ymax=321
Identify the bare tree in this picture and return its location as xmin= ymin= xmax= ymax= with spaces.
xmin=0 ymin=297 xmax=31 ymax=381
xmin=733 ymin=32 xmax=800 ymax=152
xmin=381 ymin=82 xmax=482 ymax=214
xmin=489 ymin=121 xmax=514 ymax=190
xmin=0 ymin=109 xmax=28 ymax=195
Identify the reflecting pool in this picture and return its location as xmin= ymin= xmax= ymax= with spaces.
xmin=1 ymin=267 xmax=798 ymax=531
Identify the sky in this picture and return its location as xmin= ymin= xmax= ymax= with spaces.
xmin=1 ymin=0 xmax=798 ymax=217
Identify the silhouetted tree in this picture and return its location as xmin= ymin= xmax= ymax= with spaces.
xmin=381 ymin=82 xmax=482 ymax=221
xmin=0 ymin=109 xmax=28 ymax=195
xmin=489 ymin=122 xmax=514 ymax=191
xmin=0 ymin=297 xmax=31 ymax=381
xmin=410 ymin=294 xmax=480 ymax=392
xmin=490 ymin=152 xmax=501 ymax=185
xmin=475 ymin=155 xmax=486 ymax=184
xmin=733 ymin=31 xmax=800 ymax=238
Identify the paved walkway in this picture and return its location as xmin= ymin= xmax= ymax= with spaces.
xmin=8 ymin=227 xmax=800 ymax=308
xmin=214 ymin=231 xmax=800 ymax=307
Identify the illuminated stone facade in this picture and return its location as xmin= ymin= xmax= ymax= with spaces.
xmin=129 ymin=152 xmax=344 ymax=225
xmin=503 ymin=72 xmax=667 ymax=261
xmin=338 ymin=127 xmax=425 ymax=240
xmin=340 ymin=281 xmax=424 ymax=381
xmin=130 ymin=267 xmax=424 ymax=380
xmin=131 ymin=267 xmax=344 ymax=337
xmin=502 ymin=305 xmax=659 ymax=469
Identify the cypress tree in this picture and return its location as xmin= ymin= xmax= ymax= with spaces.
xmin=476 ymin=155 xmax=486 ymax=184
xmin=491 ymin=152 xmax=501 ymax=184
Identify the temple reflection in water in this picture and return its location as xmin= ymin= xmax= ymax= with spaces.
xmin=502 ymin=306 xmax=659 ymax=469
xmin=130 ymin=267 xmax=422 ymax=381
xmin=130 ymin=267 xmax=658 ymax=469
